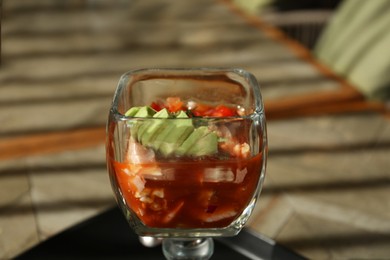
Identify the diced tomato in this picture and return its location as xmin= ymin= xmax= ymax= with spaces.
xmin=192 ymin=103 xmax=213 ymax=117
xmin=193 ymin=104 xmax=236 ymax=117
xmin=165 ymin=97 xmax=185 ymax=113
xmin=150 ymin=102 xmax=163 ymax=111
xmin=151 ymin=97 xmax=237 ymax=117
xmin=210 ymin=105 xmax=236 ymax=117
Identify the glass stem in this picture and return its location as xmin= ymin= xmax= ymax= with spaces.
xmin=162 ymin=238 xmax=214 ymax=260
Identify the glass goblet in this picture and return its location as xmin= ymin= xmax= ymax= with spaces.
xmin=106 ymin=68 xmax=267 ymax=259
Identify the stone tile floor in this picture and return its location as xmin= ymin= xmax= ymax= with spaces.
xmin=249 ymin=112 xmax=390 ymax=259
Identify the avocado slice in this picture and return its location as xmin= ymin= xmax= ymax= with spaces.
xmin=158 ymin=111 xmax=194 ymax=157
xmin=176 ymin=126 xmax=218 ymax=157
xmin=125 ymin=107 xmax=141 ymax=117
xmin=125 ymin=106 xmax=218 ymax=157
xmin=187 ymin=131 xmax=218 ymax=156
xmin=140 ymin=109 xmax=170 ymax=146
xmin=133 ymin=106 xmax=156 ymax=118
xmin=125 ymin=106 xmax=156 ymax=140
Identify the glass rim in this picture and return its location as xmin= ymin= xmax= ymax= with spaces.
xmin=110 ymin=67 xmax=264 ymax=120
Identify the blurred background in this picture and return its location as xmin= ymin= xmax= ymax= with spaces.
xmin=234 ymin=0 xmax=342 ymax=49
xmin=0 ymin=0 xmax=389 ymax=259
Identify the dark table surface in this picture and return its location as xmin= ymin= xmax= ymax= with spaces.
xmin=15 ymin=207 xmax=305 ymax=260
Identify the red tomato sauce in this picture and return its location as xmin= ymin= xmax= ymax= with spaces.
xmin=109 ymin=154 xmax=262 ymax=228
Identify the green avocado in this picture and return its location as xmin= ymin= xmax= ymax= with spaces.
xmin=124 ymin=106 xmax=141 ymax=117
xmin=140 ymin=108 xmax=170 ymax=146
xmin=158 ymin=111 xmax=194 ymax=156
xmin=125 ymin=106 xmax=218 ymax=157
xmin=187 ymin=131 xmax=218 ymax=156
xmin=176 ymin=126 xmax=218 ymax=157
xmin=133 ymin=106 xmax=156 ymax=118
xmin=125 ymin=106 xmax=156 ymax=140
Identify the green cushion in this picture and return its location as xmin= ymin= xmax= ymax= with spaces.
xmin=315 ymin=0 xmax=390 ymax=100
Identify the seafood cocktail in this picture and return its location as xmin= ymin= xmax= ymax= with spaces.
xmin=106 ymin=68 xmax=267 ymax=259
